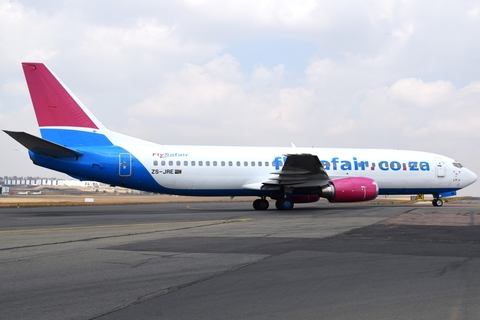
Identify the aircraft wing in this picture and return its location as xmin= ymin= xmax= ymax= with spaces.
xmin=243 ymin=154 xmax=330 ymax=190
xmin=4 ymin=130 xmax=83 ymax=158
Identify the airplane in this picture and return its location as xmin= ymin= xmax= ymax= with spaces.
xmin=16 ymin=191 xmax=29 ymax=195
xmin=3 ymin=62 xmax=478 ymax=210
xmin=31 ymin=191 xmax=42 ymax=195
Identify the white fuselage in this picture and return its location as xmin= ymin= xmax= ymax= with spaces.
xmin=118 ymin=143 xmax=476 ymax=195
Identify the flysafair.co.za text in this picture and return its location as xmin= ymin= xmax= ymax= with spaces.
xmin=273 ymin=156 xmax=431 ymax=171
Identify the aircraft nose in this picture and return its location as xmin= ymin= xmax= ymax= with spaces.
xmin=463 ymin=168 xmax=478 ymax=187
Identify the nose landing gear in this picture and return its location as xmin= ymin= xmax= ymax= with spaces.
xmin=432 ymin=198 xmax=444 ymax=207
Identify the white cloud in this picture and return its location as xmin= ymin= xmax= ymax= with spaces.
xmin=78 ymin=18 xmax=220 ymax=69
xmin=127 ymin=55 xmax=318 ymax=145
xmin=2 ymin=80 xmax=26 ymax=95
xmin=0 ymin=0 xmax=63 ymax=68
xmin=388 ymin=78 xmax=455 ymax=108
xmin=355 ymin=78 xmax=480 ymax=151
xmin=467 ymin=5 xmax=480 ymax=18
xmin=181 ymin=0 xmax=320 ymax=28
xmin=129 ymin=55 xmax=245 ymax=121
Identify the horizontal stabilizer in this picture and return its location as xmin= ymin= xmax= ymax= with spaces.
xmin=3 ymin=130 xmax=83 ymax=158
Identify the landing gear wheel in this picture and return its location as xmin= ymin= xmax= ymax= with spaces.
xmin=432 ymin=199 xmax=443 ymax=207
xmin=253 ymin=199 xmax=269 ymax=210
xmin=275 ymin=198 xmax=294 ymax=210
xmin=258 ymin=199 xmax=269 ymax=210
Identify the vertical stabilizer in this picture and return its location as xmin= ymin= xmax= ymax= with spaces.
xmin=22 ymin=62 xmax=112 ymax=147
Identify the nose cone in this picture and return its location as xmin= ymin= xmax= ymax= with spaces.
xmin=463 ymin=168 xmax=478 ymax=187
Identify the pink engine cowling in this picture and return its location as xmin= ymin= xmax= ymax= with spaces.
xmin=321 ymin=177 xmax=378 ymax=203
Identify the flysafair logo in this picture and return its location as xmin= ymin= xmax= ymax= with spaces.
xmin=273 ymin=156 xmax=431 ymax=171
xmin=152 ymin=152 xmax=189 ymax=158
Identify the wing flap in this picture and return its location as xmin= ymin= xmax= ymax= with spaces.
xmin=4 ymin=130 xmax=83 ymax=158
xmin=263 ymin=154 xmax=330 ymax=188
xmin=242 ymin=182 xmax=280 ymax=190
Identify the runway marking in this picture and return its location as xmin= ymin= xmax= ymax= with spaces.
xmin=187 ymin=205 xmax=203 ymax=210
xmin=0 ymin=218 xmax=252 ymax=234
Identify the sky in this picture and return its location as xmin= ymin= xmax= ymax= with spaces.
xmin=1 ymin=0 xmax=480 ymax=195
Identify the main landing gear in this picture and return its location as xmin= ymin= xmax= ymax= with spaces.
xmin=253 ymin=198 xmax=269 ymax=210
xmin=252 ymin=198 xmax=295 ymax=210
xmin=275 ymin=198 xmax=294 ymax=210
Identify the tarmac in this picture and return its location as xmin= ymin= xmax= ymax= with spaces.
xmin=1 ymin=197 xmax=480 ymax=319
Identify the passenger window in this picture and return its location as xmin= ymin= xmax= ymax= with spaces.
xmin=176 ymin=161 xmax=181 ymax=166
xmin=169 ymin=161 xmax=173 ymax=166
xmin=251 ymin=161 xmax=255 ymax=166
xmin=206 ymin=161 xmax=210 ymax=166
xmin=184 ymin=161 xmax=188 ymax=166
xmin=213 ymin=161 xmax=217 ymax=166
xmin=265 ymin=161 xmax=269 ymax=167
xmin=191 ymin=161 xmax=196 ymax=166
xmin=228 ymin=161 xmax=233 ymax=166
xmin=236 ymin=161 xmax=241 ymax=166
xmin=199 ymin=161 xmax=203 ymax=166
xmin=258 ymin=162 xmax=262 ymax=167
xmin=153 ymin=160 xmax=158 ymax=166
xmin=244 ymin=161 xmax=248 ymax=166
xmin=221 ymin=161 xmax=225 ymax=166
xmin=161 ymin=160 xmax=166 ymax=166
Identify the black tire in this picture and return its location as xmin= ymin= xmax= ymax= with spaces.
xmin=275 ymin=199 xmax=283 ymax=210
xmin=275 ymin=198 xmax=294 ymax=210
xmin=258 ymin=199 xmax=269 ymax=210
xmin=253 ymin=199 xmax=261 ymax=210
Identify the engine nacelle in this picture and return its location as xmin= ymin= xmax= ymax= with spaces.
xmin=320 ymin=177 xmax=378 ymax=203
xmin=289 ymin=195 xmax=320 ymax=203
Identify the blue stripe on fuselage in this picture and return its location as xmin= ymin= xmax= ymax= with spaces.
xmin=40 ymin=128 xmax=113 ymax=147
xmin=378 ymin=188 xmax=460 ymax=195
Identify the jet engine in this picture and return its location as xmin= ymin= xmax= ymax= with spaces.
xmin=320 ymin=177 xmax=378 ymax=202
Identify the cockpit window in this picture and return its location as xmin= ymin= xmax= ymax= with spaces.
xmin=453 ymin=162 xmax=463 ymax=168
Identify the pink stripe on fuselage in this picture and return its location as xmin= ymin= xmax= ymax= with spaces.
xmin=22 ymin=63 xmax=98 ymax=129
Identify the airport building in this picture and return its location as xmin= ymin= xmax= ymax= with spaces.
xmin=0 ymin=176 xmax=144 ymax=195
xmin=1 ymin=176 xmax=102 ymax=188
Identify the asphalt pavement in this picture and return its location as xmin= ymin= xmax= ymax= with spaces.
xmin=1 ymin=199 xmax=480 ymax=319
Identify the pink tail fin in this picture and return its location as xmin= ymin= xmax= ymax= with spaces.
xmin=22 ymin=62 xmax=99 ymax=129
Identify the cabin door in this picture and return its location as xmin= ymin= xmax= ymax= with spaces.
xmin=119 ymin=153 xmax=132 ymax=177
xmin=435 ymin=157 xmax=445 ymax=178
